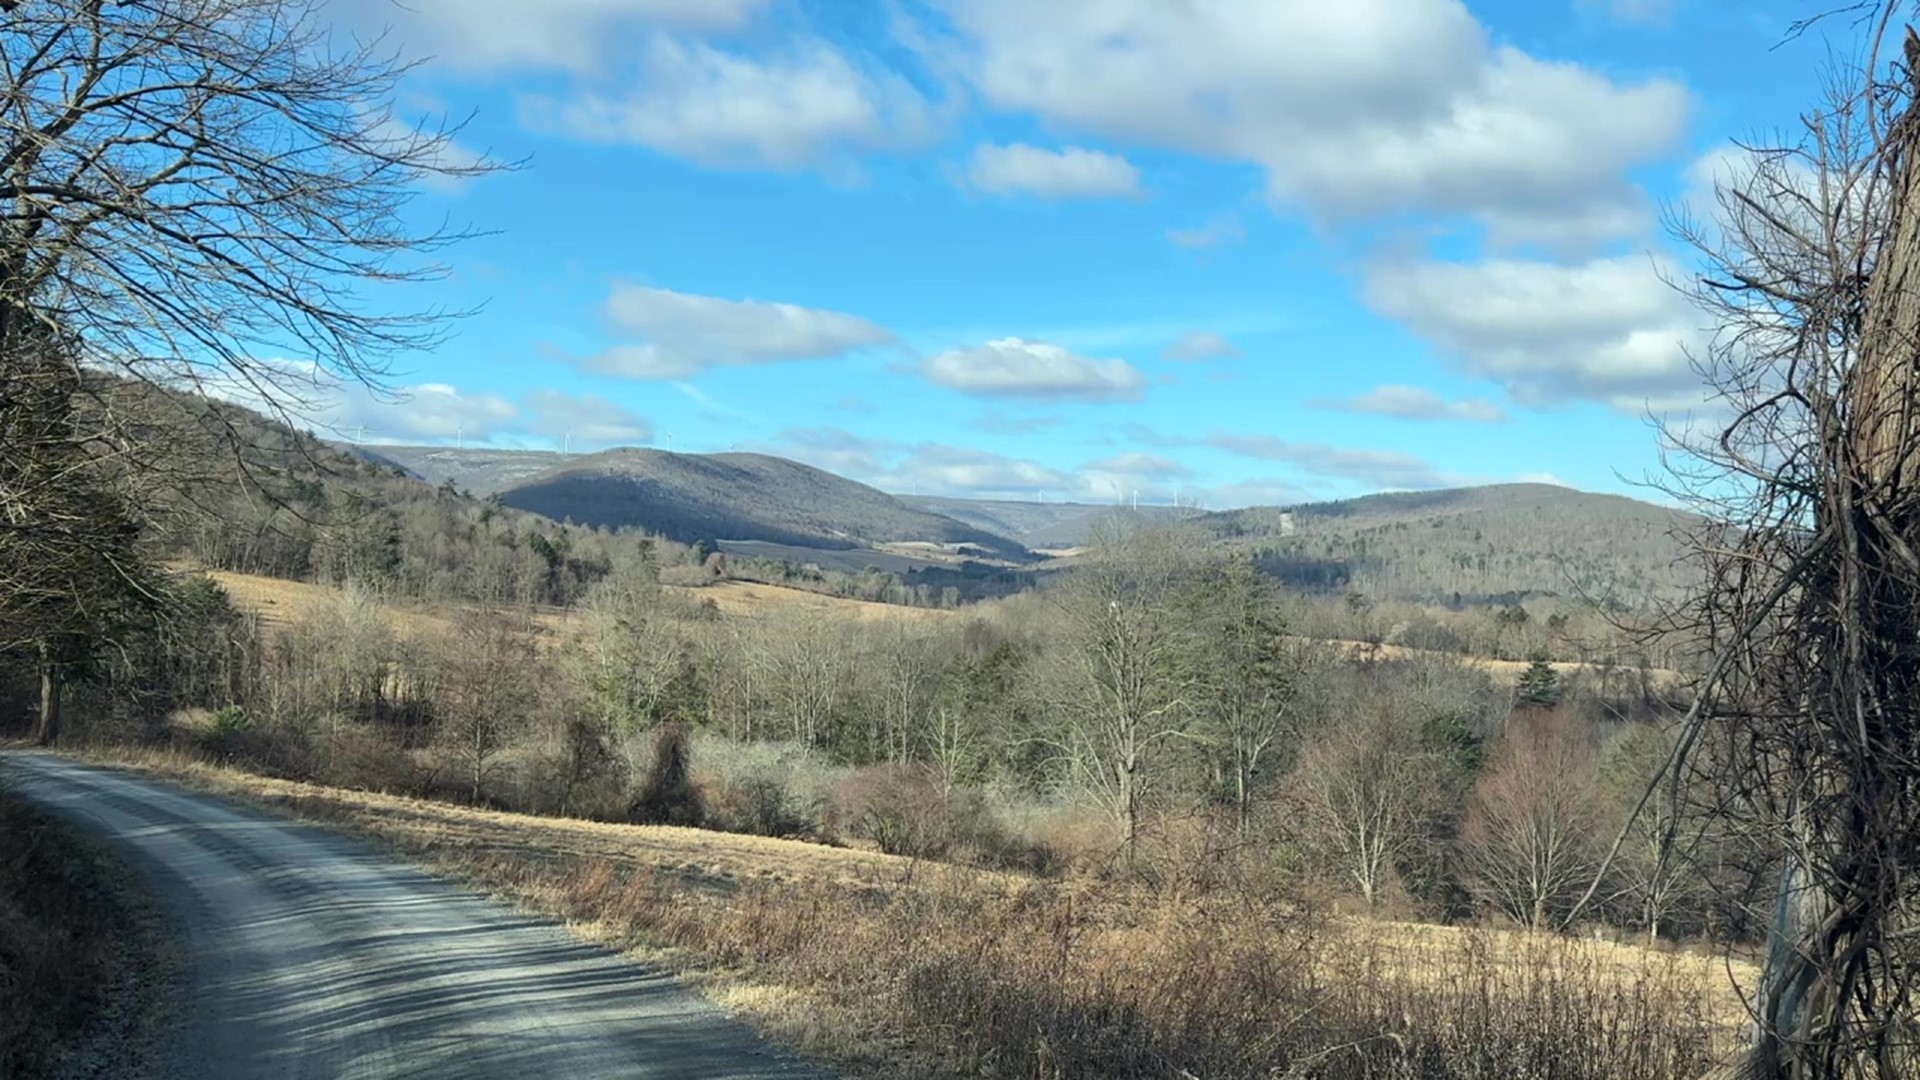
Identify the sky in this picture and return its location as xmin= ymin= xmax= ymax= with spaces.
xmin=291 ymin=0 xmax=1856 ymax=509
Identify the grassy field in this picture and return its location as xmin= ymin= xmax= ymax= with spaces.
xmin=204 ymin=569 xmax=945 ymax=633
xmin=79 ymin=746 xmax=1757 ymax=1080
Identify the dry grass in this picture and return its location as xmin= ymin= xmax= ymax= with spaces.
xmin=202 ymin=569 xmax=575 ymax=640
xmin=669 ymin=580 xmax=952 ymax=622
xmin=203 ymin=567 xmax=943 ymax=637
xmin=0 ymin=782 xmax=162 ymax=1078
xmin=1300 ymin=635 xmax=1690 ymax=691
xmin=77 ymin=746 xmax=1756 ymax=1080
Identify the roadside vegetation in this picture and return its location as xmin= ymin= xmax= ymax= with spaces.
xmin=92 ymin=745 xmax=1748 ymax=1080
xmin=2 ymin=0 xmax=1918 ymax=1076
xmin=0 ymin=787 xmax=163 ymax=1078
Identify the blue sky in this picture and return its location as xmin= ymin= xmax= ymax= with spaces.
xmin=300 ymin=0 xmax=1847 ymax=508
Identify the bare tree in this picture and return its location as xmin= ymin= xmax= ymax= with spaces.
xmin=1463 ymin=712 xmax=1604 ymax=930
xmin=0 ymin=0 xmax=498 ymax=404
xmin=1595 ymin=10 xmax=1920 ymax=1075
xmin=1288 ymin=692 xmax=1455 ymax=907
xmin=436 ymin=614 xmax=539 ymax=805
xmin=1040 ymin=521 xmax=1201 ymax=853
xmin=0 ymin=1 xmax=502 ymax=738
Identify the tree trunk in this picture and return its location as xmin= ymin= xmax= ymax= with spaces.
xmin=35 ymin=639 xmax=62 ymax=747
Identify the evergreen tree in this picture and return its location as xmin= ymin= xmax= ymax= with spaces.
xmin=1516 ymin=652 xmax=1560 ymax=708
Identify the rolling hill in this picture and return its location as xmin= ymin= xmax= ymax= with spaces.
xmin=357 ymin=445 xmax=563 ymax=496
xmin=349 ymin=441 xmax=1700 ymax=608
xmin=1189 ymin=483 xmax=1701 ymax=606
xmin=489 ymin=448 xmax=1029 ymax=557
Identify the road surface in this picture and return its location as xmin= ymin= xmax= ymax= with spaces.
xmin=3 ymin=752 xmax=832 ymax=1079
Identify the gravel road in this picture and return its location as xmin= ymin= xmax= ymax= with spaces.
xmin=2 ymin=752 xmax=833 ymax=1079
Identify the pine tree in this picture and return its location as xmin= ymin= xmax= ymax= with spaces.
xmin=1515 ymin=652 xmax=1560 ymax=708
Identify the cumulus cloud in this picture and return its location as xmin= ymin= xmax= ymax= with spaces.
xmin=328 ymin=0 xmax=771 ymax=75
xmin=1206 ymin=431 xmax=1452 ymax=489
xmin=1201 ymin=475 xmax=1313 ymax=509
xmin=1310 ymin=384 xmax=1506 ymax=422
xmin=900 ymin=444 xmax=1079 ymax=494
xmin=766 ymin=427 xmax=1205 ymax=502
xmin=581 ymin=283 xmax=897 ymax=379
xmin=1362 ymin=254 xmax=1708 ymax=412
xmin=963 ymin=143 xmax=1143 ymax=199
xmin=939 ymin=0 xmax=1685 ymax=248
xmin=221 ymin=365 xmax=520 ymax=444
xmin=1160 ymin=331 xmax=1240 ymax=362
xmin=523 ymin=390 xmax=653 ymax=448
xmin=922 ymin=338 xmax=1147 ymax=402
xmin=201 ymin=361 xmax=656 ymax=449
xmin=1080 ymin=452 xmax=1194 ymax=478
xmin=519 ymin=35 xmax=939 ymax=171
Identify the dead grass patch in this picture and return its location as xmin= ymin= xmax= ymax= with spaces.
xmin=77 ymin=746 xmax=1755 ymax=1080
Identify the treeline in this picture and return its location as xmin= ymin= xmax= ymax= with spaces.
xmin=17 ymin=518 xmax=1762 ymax=944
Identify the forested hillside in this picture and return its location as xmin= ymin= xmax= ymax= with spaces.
xmin=496 ymin=449 xmax=1028 ymax=557
xmin=1192 ymin=484 xmax=1697 ymax=607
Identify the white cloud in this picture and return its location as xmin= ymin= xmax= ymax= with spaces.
xmin=1081 ymin=452 xmax=1194 ymax=478
xmin=519 ymin=35 xmax=938 ymax=171
xmin=203 ymin=361 xmax=525 ymax=444
xmin=768 ymin=428 xmax=1206 ymax=502
xmin=1166 ymin=213 xmax=1246 ymax=250
xmin=939 ymin=0 xmax=1686 ymax=247
xmin=583 ymin=283 xmax=897 ymax=379
xmin=523 ymin=390 xmax=653 ymax=448
xmin=964 ymin=143 xmax=1143 ymax=199
xmin=1206 ymin=431 xmax=1452 ymax=489
xmin=1200 ymin=476 xmax=1313 ymax=509
xmin=330 ymin=0 xmax=771 ymax=75
xmin=898 ymin=444 xmax=1078 ymax=495
xmin=1161 ymin=331 xmax=1240 ymax=362
xmin=922 ymin=337 xmax=1147 ymax=402
xmin=1310 ymin=384 xmax=1507 ymax=421
xmin=1363 ymin=254 xmax=1708 ymax=412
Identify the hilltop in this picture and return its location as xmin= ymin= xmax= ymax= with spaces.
xmin=1188 ymin=483 xmax=1699 ymax=606
xmin=347 ymin=442 xmax=1699 ymax=608
xmin=491 ymin=448 xmax=1028 ymax=558
xmin=357 ymin=445 xmax=563 ymax=496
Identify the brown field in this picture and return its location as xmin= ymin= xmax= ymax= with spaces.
xmin=673 ymin=580 xmax=951 ymax=622
xmin=202 ymin=570 xmax=574 ymax=640
xmin=1304 ymin=636 xmax=1690 ymax=691
xmin=201 ymin=568 xmax=942 ymax=636
xmin=78 ymin=747 xmax=1755 ymax=1080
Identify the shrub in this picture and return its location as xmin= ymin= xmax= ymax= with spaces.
xmin=831 ymin=764 xmax=1022 ymax=862
xmin=691 ymin=735 xmax=838 ymax=839
xmin=630 ymin=723 xmax=707 ymax=827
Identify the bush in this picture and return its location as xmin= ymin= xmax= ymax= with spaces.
xmin=692 ymin=735 xmax=837 ymax=839
xmin=831 ymin=763 xmax=1021 ymax=862
xmin=630 ymin=723 xmax=707 ymax=827
xmin=200 ymin=704 xmax=253 ymax=759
